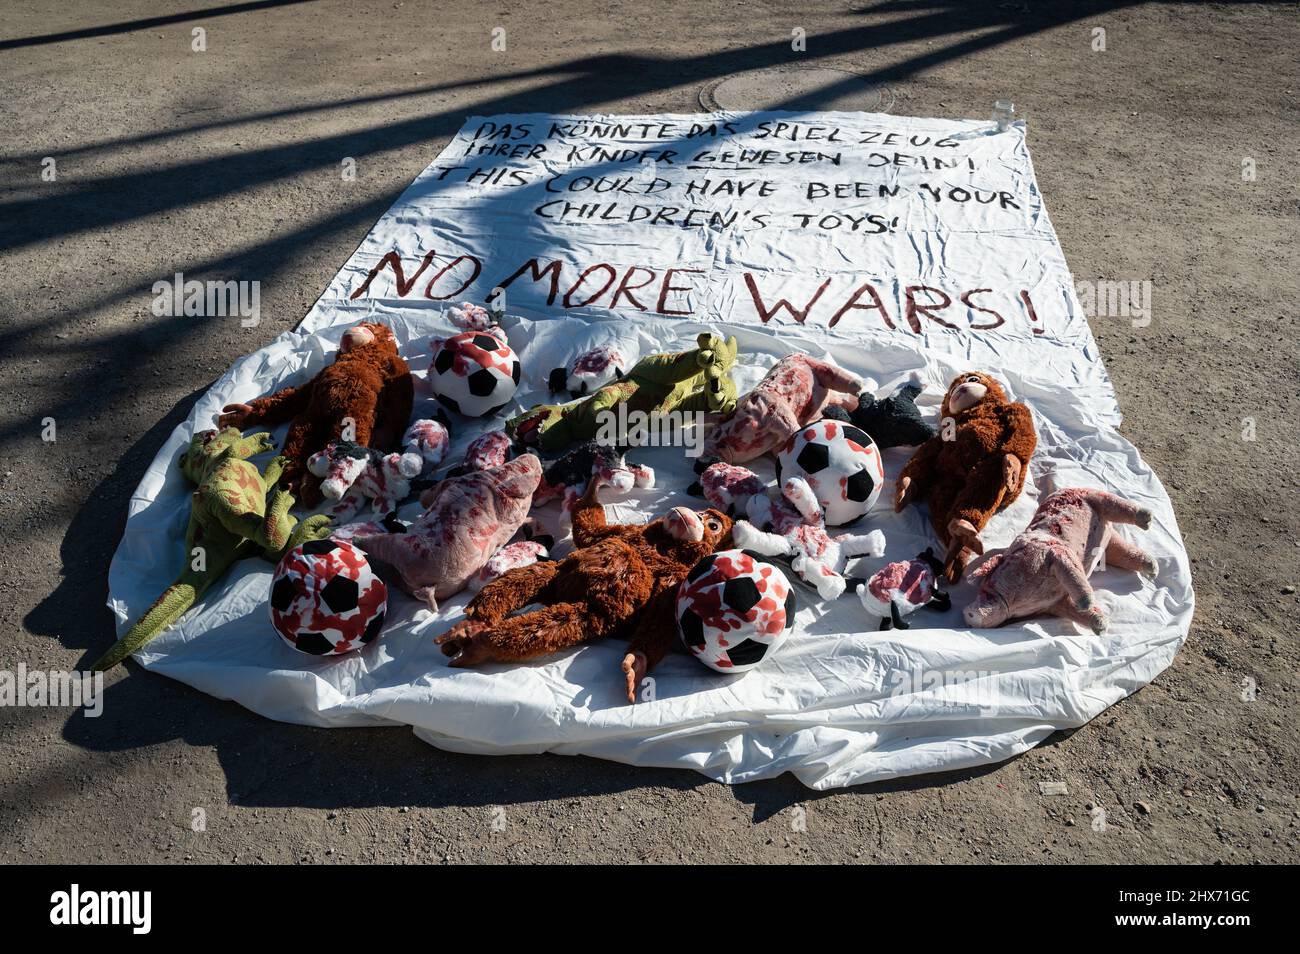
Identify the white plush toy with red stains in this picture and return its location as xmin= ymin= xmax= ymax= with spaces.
xmin=855 ymin=548 xmax=951 ymax=630
xmin=402 ymin=417 xmax=451 ymax=471
xmin=306 ymin=440 xmax=424 ymax=522
xmin=730 ymin=472 xmax=886 ymax=600
xmin=446 ymin=301 xmax=495 ymax=332
xmin=549 ymin=344 xmax=633 ymax=398
xmin=690 ymin=461 xmax=768 ymax=516
xmin=467 ymin=540 xmax=550 ymax=592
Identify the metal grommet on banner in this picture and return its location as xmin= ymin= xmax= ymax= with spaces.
xmin=698 ymin=66 xmax=895 ymax=113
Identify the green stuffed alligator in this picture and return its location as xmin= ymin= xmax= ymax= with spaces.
xmin=508 ymin=332 xmax=740 ymax=452
xmin=93 ymin=428 xmax=332 ymax=671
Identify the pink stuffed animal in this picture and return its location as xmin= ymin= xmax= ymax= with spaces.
xmin=962 ymin=487 xmax=1156 ymax=634
xmin=447 ymin=301 xmax=495 ymax=331
xmin=306 ymin=440 xmax=424 ymax=522
xmin=702 ymin=354 xmax=863 ymax=464
xmin=353 ymin=454 xmax=542 ymax=611
xmin=732 ymin=473 xmax=885 ymax=600
xmin=457 ymin=430 xmax=512 ymax=474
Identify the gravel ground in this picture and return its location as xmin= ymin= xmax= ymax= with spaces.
xmin=1 ymin=0 xmax=1296 ymax=863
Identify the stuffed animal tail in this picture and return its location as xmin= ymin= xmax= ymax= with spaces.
xmin=92 ymin=576 xmax=204 ymax=671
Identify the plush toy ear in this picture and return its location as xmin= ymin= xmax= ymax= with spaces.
xmin=548 ymin=367 xmax=568 ymax=394
xmin=307 ymin=452 xmax=331 ymax=478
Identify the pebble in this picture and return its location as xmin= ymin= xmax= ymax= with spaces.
xmin=1135 ymin=800 xmax=1152 ymax=815
xmin=1282 ymin=585 xmax=1295 ymax=595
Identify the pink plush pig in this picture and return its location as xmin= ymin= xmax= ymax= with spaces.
xmin=962 ymin=487 xmax=1157 ymax=634
xmin=458 ymin=430 xmax=512 ymax=473
xmin=353 ymin=454 xmax=542 ymax=611
xmin=703 ymin=354 xmax=863 ymax=464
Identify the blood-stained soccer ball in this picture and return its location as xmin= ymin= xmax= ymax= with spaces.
xmin=429 ymin=329 xmax=521 ymax=418
xmin=777 ymin=419 xmax=884 ymax=527
xmin=270 ymin=539 xmax=387 ymax=655
xmin=675 ymin=549 xmax=796 ymax=673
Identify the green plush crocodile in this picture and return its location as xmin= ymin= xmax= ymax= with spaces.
xmin=93 ymin=428 xmax=332 ymax=671
xmin=507 ymin=332 xmax=740 ymax=452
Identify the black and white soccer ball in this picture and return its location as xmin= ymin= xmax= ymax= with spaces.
xmin=429 ymin=329 xmax=521 ymax=418
xmin=676 ymin=549 xmax=796 ymax=673
xmin=269 ymin=539 xmax=387 ymax=656
xmin=777 ymin=419 xmax=884 ymax=527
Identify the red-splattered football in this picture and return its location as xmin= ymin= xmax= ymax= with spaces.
xmin=675 ymin=549 xmax=796 ymax=673
xmin=270 ymin=539 xmax=387 ymax=656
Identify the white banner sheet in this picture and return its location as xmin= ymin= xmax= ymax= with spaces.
xmin=107 ymin=113 xmax=1192 ymax=789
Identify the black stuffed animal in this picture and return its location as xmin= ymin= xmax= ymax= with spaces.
xmin=823 ymin=381 xmax=934 ymax=449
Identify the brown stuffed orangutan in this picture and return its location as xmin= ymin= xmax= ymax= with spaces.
xmin=218 ymin=323 xmax=413 ymax=507
xmin=436 ymin=477 xmax=734 ymax=704
xmin=894 ymin=371 xmax=1036 ymax=583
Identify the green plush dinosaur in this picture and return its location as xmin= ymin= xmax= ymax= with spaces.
xmin=507 ymin=332 xmax=740 ymax=452
xmin=93 ymin=428 xmax=333 ymax=671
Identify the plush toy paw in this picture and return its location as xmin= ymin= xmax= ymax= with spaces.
xmin=1141 ymin=554 xmax=1159 ymax=576
xmin=894 ymin=475 xmax=913 ymax=512
xmin=1135 ymin=508 xmax=1152 ymax=530
xmin=288 ymin=513 xmax=333 ymax=548
xmin=217 ymin=402 xmax=256 ymax=430
xmin=946 ymin=518 xmax=984 ymax=555
xmin=1001 ymin=454 xmax=1022 ymax=495
xmin=1087 ymin=609 xmax=1108 ymax=635
xmin=263 ymin=454 xmax=290 ymax=483
xmin=694 ymin=334 xmax=739 ymax=413
xmin=943 ymin=546 xmax=977 ymax=585
xmin=817 ymin=572 xmax=847 ymax=601
xmin=622 ymin=651 xmax=649 ymax=704
xmin=300 ymin=513 xmax=333 ymax=537
xmin=435 ymin=620 xmax=495 ymax=666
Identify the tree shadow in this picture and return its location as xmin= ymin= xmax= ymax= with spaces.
xmin=0 ymin=0 xmax=321 ymax=52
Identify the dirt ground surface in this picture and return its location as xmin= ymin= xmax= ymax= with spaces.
xmin=1 ymin=0 xmax=1297 ymax=865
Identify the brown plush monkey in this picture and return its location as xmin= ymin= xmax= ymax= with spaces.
xmin=436 ymin=478 xmax=734 ymax=704
xmin=218 ymin=322 xmax=413 ymax=507
xmin=894 ymin=371 xmax=1036 ymax=582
